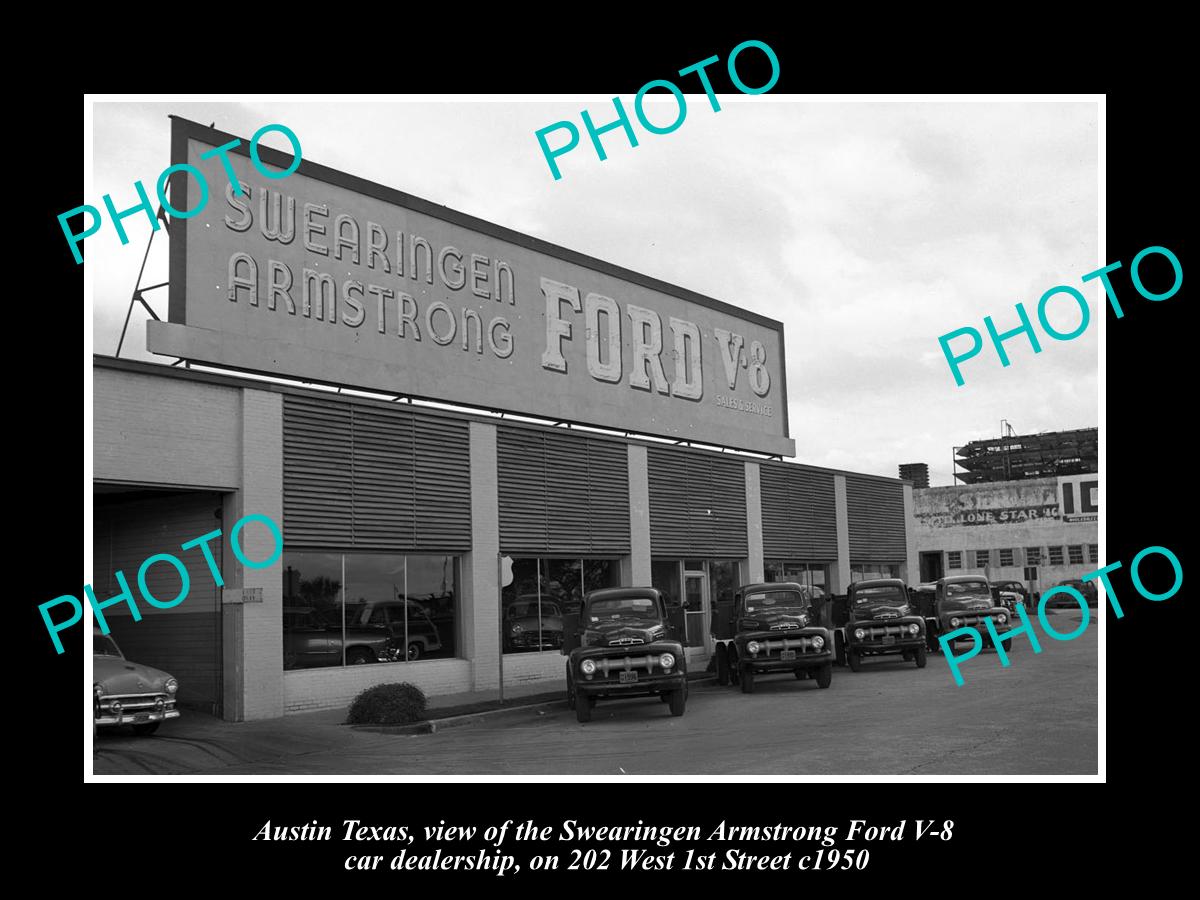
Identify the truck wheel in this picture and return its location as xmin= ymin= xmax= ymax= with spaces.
xmin=848 ymin=650 xmax=862 ymax=672
xmin=716 ymin=645 xmax=730 ymax=686
xmin=835 ymin=632 xmax=847 ymax=667
xmin=915 ymin=645 xmax=927 ymax=668
xmin=575 ymin=696 xmax=593 ymax=723
xmin=815 ymin=663 xmax=833 ymax=689
xmin=668 ymin=689 xmax=686 ymax=717
xmin=566 ymin=670 xmax=576 ymax=710
xmin=740 ymin=666 xmax=755 ymax=694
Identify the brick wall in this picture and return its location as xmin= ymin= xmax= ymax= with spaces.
xmin=283 ymin=659 xmax=473 ymax=713
xmin=94 ymin=368 xmax=240 ymax=488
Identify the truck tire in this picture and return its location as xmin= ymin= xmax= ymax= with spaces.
xmin=716 ymin=645 xmax=730 ymax=686
xmin=740 ymin=666 xmax=755 ymax=694
xmin=848 ymin=649 xmax=862 ymax=672
xmin=835 ymin=631 xmax=847 ymax=667
xmin=915 ymin=645 xmax=927 ymax=668
xmin=814 ymin=663 xmax=833 ymax=689
xmin=668 ymin=689 xmax=686 ymax=717
xmin=575 ymin=696 xmax=593 ymax=723
xmin=566 ymin=669 xmax=576 ymax=710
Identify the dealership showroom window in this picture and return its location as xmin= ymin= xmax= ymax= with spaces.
xmin=282 ymin=552 xmax=459 ymax=668
xmin=500 ymin=558 xmax=620 ymax=653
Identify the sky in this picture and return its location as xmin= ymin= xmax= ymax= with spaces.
xmin=89 ymin=98 xmax=1099 ymax=486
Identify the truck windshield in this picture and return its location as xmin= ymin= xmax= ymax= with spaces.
xmin=853 ymin=586 xmax=907 ymax=605
xmin=945 ymin=582 xmax=990 ymax=599
xmin=588 ymin=597 xmax=659 ymax=621
xmin=743 ymin=591 xmax=809 ymax=613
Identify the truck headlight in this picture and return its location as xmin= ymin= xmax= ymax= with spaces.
xmin=950 ymin=617 xmax=962 ymax=628
xmin=995 ymin=614 xmax=1008 ymax=625
xmin=853 ymin=628 xmax=865 ymax=640
xmin=511 ymin=623 xmax=523 ymax=634
xmin=747 ymin=641 xmax=761 ymax=655
xmin=908 ymin=623 xmax=920 ymax=635
xmin=581 ymin=659 xmax=596 ymax=675
xmin=659 ymin=652 xmax=675 ymax=670
xmin=165 ymin=678 xmax=178 ymax=695
xmin=810 ymin=635 xmax=825 ymax=650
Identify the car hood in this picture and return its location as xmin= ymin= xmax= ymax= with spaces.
xmin=851 ymin=604 xmax=914 ymax=621
xmin=939 ymin=598 xmax=995 ymax=613
xmin=742 ymin=611 xmax=812 ymax=630
xmin=94 ymin=655 xmax=174 ymax=693
xmin=584 ymin=618 xmax=665 ymax=646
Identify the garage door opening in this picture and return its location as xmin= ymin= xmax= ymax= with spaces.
xmin=93 ymin=487 xmax=226 ymax=717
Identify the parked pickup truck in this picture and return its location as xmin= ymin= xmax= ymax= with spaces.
xmin=561 ymin=587 xmax=688 ymax=723
xmin=833 ymin=578 xmax=927 ymax=671
xmin=712 ymin=582 xmax=834 ymax=693
xmin=925 ymin=575 xmax=1014 ymax=653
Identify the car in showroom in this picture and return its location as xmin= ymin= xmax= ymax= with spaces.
xmin=93 ymin=627 xmax=180 ymax=736
xmin=836 ymin=578 xmax=927 ymax=671
xmin=503 ymin=596 xmax=565 ymax=652
xmin=712 ymin=582 xmax=835 ymax=692
xmin=283 ymin=606 xmax=400 ymax=668
xmin=345 ymin=598 xmax=445 ymax=660
xmin=562 ymin=587 xmax=688 ymax=723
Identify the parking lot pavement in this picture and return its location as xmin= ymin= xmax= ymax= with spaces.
xmin=94 ymin=611 xmax=1098 ymax=776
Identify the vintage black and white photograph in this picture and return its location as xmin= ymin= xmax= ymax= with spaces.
xmin=82 ymin=95 xmax=1101 ymax=777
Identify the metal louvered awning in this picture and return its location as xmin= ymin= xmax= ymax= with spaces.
xmin=496 ymin=425 xmax=631 ymax=555
xmin=282 ymin=394 xmax=471 ymax=550
xmin=759 ymin=464 xmax=838 ymax=560
xmin=647 ymin=447 xmax=748 ymax=558
xmin=845 ymin=476 xmax=907 ymax=562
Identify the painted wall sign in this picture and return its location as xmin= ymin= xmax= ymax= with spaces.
xmin=149 ymin=118 xmax=795 ymax=457
xmin=913 ymin=479 xmax=1063 ymax=530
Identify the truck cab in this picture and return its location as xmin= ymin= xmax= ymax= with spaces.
xmin=561 ymin=587 xmax=688 ymax=723
xmin=931 ymin=575 xmax=1014 ymax=652
xmin=712 ymin=582 xmax=834 ymax=693
xmin=836 ymin=578 xmax=927 ymax=671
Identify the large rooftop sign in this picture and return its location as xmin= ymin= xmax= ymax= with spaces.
xmin=150 ymin=118 xmax=794 ymax=457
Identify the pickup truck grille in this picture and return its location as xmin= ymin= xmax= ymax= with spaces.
xmin=949 ymin=613 xmax=1002 ymax=630
xmin=584 ymin=654 xmax=674 ymax=680
xmin=856 ymin=624 xmax=915 ymax=640
xmin=754 ymin=636 xmax=824 ymax=655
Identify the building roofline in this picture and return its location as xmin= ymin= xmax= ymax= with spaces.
xmin=93 ymin=354 xmax=906 ymax=485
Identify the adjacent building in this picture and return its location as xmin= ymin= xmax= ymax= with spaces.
xmin=911 ymin=473 xmax=1098 ymax=589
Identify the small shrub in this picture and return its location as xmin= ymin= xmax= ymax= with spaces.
xmin=346 ymin=683 xmax=428 ymax=725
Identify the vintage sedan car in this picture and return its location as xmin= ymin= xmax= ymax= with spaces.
xmin=991 ymin=579 xmax=1032 ymax=613
xmin=1047 ymin=578 xmax=1098 ymax=608
xmin=345 ymin=599 xmax=445 ymax=660
xmin=503 ymin=596 xmax=564 ymax=652
xmin=713 ymin=582 xmax=835 ymax=692
xmin=562 ymin=587 xmax=687 ymax=723
xmin=283 ymin=606 xmax=400 ymax=668
xmin=839 ymin=579 xmax=927 ymax=670
xmin=93 ymin=628 xmax=180 ymax=736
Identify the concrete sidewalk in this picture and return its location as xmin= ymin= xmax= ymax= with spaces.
xmin=92 ymin=678 xmax=572 ymax=776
